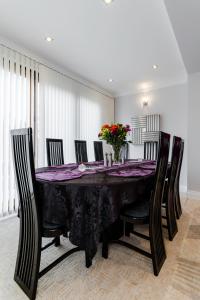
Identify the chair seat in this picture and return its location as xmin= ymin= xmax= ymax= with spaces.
xmin=43 ymin=221 xmax=66 ymax=230
xmin=42 ymin=222 xmax=67 ymax=237
xmin=121 ymin=200 xmax=150 ymax=223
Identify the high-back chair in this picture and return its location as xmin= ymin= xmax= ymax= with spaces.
xmin=11 ymin=128 xmax=83 ymax=300
xmin=162 ymin=136 xmax=182 ymax=241
xmin=46 ymin=138 xmax=64 ymax=166
xmin=75 ymin=140 xmax=88 ymax=163
xmin=144 ymin=141 xmax=158 ymax=160
xmin=94 ymin=141 xmax=104 ymax=161
xmin=102 ymin=131 xmax=170 ymax=276
xmin=174 ymin=140 xmax=184 ymax=219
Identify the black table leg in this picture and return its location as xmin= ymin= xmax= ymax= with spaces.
xmin=85 ymin=250 xmax=92 ymax=268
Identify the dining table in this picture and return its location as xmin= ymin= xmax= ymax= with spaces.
xmin=36 ymin=159 xmax=156 ymax=266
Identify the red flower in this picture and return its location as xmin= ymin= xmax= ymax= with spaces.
xmin=111 ymin=125 xmax=118 ymax=134
xmin=102 ymin=124 xmax=110 ymax=129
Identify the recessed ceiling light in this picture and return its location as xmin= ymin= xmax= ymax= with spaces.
xmin=104 ymin=0 xmax=113 ymax=4
xmin=45 ymin=36 xmax=54 ymax=42
xmin=108 ymin=78 xmax=113 ymax=83
xmin=152 ymin=64 xmax=158 ymax=70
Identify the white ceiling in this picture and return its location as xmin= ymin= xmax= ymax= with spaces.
xmin=164 ymin=0 xmax=200 ymax=74
xmin=0 ymin=0 xmax=187 ymax=97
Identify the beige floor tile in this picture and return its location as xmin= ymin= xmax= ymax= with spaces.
xmin=0 ymin=198 xmax=200 ymax=300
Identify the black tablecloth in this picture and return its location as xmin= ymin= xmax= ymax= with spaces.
xmin=36 ymin=170 xmax=155 ymax=260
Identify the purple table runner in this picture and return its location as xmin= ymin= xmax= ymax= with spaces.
xmin=36 ymin=160 xmax=156 ymax=182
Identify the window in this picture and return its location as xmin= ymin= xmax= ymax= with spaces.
xmin=36 ymin=65 xmax=114 ymax=166
xmin=0 ymin=47 xmax=114 ymax=218
xmin=0 ymin=46 xmax=39 ymax=217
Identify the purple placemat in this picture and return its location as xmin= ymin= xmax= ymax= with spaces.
xmin=35 ymin=163 xmax=78 ymax=174
xmin=139 ymin=164 xmax=157 ymax=170
xmin=36 ymin=170 xmax=83 ymax=181
xmin=49 ymin=163 xmax=77 ymax=169
xmin=108 ymin=168 xmax=155 ymax=177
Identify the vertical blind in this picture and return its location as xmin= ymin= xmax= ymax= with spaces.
xmin=79 ymin=92 xmax=114 ymax=160
xmin=0 ymin=47 xmax=114 ymax=218
xmin=0 ymin=45 xmax=39 ymax=217
xmin=36 ymin=65 xmax=114 ymax=167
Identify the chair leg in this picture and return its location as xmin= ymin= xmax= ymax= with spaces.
xmin=102 ymin=233 xmax=109 ymax=259
xmin=151 ymin=239 xmax=166 ymax=276
xmin=102 ymin=245 xmax=108 ymax=259
xmin=175 ymin=192 xmax=182 ymax=219
xmin=123 ymin=221 xmax=133 ymax=237
xmin=166 ymin=195 xmax=178 ymax=241
xmin=54 ymin=236 xmax=60 ymax=247
xmin=163 ymin=180 xmax=178 ymax=241
xmin=150 ymin=223 xmax=166 ymax=276
xmin=85 ymin=250 xmax=92 ymax=268
xmin=14 ymin=220 xmax=41 ymax=300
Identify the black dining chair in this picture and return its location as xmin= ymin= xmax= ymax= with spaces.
xmin=174 ymin=140 xmax=184 ymax=219
xmin=144 ymin=141 xmax=158 ymax=160
xmin=162 ymin=136 xmax=182 ymax=241
xmin=102 ymin=131 xmax=170 ymax=276
xmin=46 ymin=138 xmax=64 ymax=166
xmin=94 ymin=141 xmax=104 ymax=161
xmin=11 ymin=128 xmax=84 ymax=300
xmin=75 ymin=140 xmax=88 ymax=163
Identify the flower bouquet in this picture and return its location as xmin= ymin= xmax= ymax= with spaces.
xmin=98 ymin=123 xmax=131 ymax=162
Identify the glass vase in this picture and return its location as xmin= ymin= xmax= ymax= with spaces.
xmin=112 ymin=144 xmax=122 ymax=163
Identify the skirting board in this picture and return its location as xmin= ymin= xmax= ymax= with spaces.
xmin=180 ymin=185 xmax=187 ymax=193
xmin=0 ymin=213 xmax=17 ymax=222
xmin=187 ymin=190 xmax=200 ymax=201
xmin=180 ymin=186 xmax=200 ymax=200
xmin=180 ymin=185 xmax=187 ymax=198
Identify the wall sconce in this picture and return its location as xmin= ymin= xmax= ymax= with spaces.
xmin=142 ymin=97 xmax=149 ymax=108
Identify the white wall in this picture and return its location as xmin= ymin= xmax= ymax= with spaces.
xmin=115 ymin=83 xmax=188 ymax=191
xmin=188 ymin=73 xmax=200 ymax=194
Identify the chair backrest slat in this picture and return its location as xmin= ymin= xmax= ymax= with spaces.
xmin=94 ymin=141 xmax=103 ymax=161
xmin=75 ymin=140 xmax=88 ymax=163
xmin=46 ymin=138 xmax=64 ymax=166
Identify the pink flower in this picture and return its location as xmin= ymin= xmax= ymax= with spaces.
xmin=125 ymin=124 xmax=131 ymax=132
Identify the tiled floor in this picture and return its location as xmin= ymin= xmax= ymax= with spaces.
xmin=0 ymin=197 xmax=200 ymax=300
